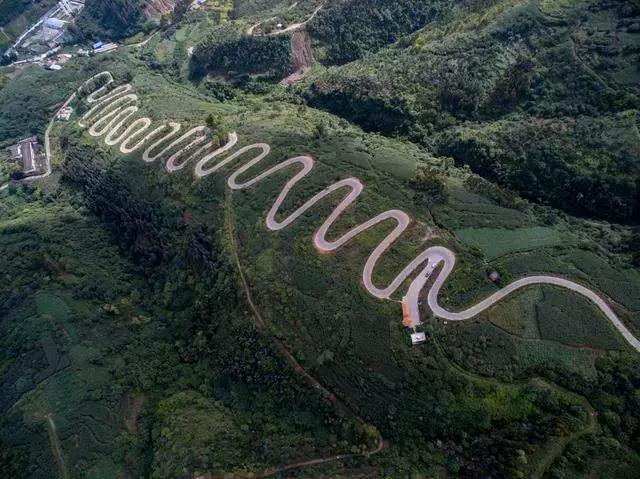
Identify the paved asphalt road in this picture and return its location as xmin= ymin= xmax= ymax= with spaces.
xmin=71 ymin=71 xmax=640 ymax=354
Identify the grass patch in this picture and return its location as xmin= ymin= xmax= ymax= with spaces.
xmin=456 ymin=226 xmax=565 ymax=259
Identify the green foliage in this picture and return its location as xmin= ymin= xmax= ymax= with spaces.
xmin=171 ymin=0 xmax=191 ymax=23
xmin=1 ymin=13 xmax=640 ymax=477
xmin=231 ymin=0 xmax=284 ymax=17
xmin=456 ymin=227 xmax=564 ymax=260
xmin=308 ymin=0 xmax=450 ymax=65
xmin=0 ymin=66 xmax=80 ymax=144
xmin=435 ymin=123 xmax=640 ymax=223
xmin=75 ymin=0 xmax=145 ymax=41
xmin=205 ymin=112 xmax=230 ymax=144
xmin=305 ymin=0 xmax=640 ymax=223
xmin=61 ymin=141 xmax=168 ymax=267
xmin=304 ymin=75 xmax=415 ymax=135
xmin=547 ymin=435 xmax=640 ymax=479
xmin=0 ymin=0 xmax=32 ymax=25
xmin=536 ymin=286 xmax=625 ymax=350
xmin=410 ymin=166 xmax=448 ymax=204
xmin=0 ymin=0 xmax=57 ymax=54
xmin=0 ymin=437 xmax=22 ymax=479
xmin=589 ymin=353 xmax=640 ymax=448
xmin=151 ymin=391 xmax=246 ymax=477
xmin=192 ymin=32 xmax=291 ymax=78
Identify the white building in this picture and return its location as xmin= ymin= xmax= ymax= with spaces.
xmin=57 ymin=106 xmax=73 ymax=121
xmin=44 ymin=18 xmax=66 ymax=30
xmin=411 ymin=332 xmax=427 ymax=345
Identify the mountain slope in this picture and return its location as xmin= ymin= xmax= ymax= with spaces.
xmin=304 ymin=0 xmax=640 ymax=223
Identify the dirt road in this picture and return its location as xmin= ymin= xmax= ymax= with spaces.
xmin=247 ymin=5 xmax=322 ymax=36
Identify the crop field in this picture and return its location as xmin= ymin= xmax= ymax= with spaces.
xmin=536 ymin=285 xmax=625 ymax=351
xmin=456 ymin=226 xmax=567 ymax=260
xmin=484 ymin=286 xmax=542 ymax=338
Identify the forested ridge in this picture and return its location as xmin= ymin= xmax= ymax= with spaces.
xmin=75 ymin=0 xmax=147 ymax=40
xmin=307 ymin=0 xmax=454 ymax=65
xmin=303 ymin=0 xmax=640 ymax=224
xmin=191 ymin=29 xmax=291 ymax=78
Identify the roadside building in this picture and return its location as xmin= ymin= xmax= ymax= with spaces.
xmin=94 ymin=42 xmax=118 ymax=54
xmin=6 ymin=144 xmax=22 ymax=161
xmin=57 ymin=106 xmax=73 ymax=121
xmin=5 ymin=137 xmax=43 ymax=175
xmin=410 ymin=332 xmax=427 ymax=345
xmin=53 ymin=53 xmax=72 ymax=65
xmin=45 ymin=46 xmax=62 ymax=57
xmin=44 ymin=18 xmax=66 ymax=30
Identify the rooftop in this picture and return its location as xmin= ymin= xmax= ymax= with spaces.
xmin=5 ymin=137 xmax=40 ymax=174
xmin=44 ymin=18 xmax=66 ymax=30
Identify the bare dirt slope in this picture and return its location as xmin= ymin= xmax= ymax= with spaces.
xmin=280 ymin=30 xmax=312 ymax=86
xmin=144 ymin=0 xmax=175 ymax=18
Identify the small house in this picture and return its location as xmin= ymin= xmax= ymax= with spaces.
xmin=5 ymin=137 xmax=41 ymax=174
xmin=57 ymin=107 xmax=73 ymax=121
xmin=410 ymin=332 xmax=427 ymax=345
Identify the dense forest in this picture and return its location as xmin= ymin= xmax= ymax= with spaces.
xmin=307 ymin=0 xmax=452 ymax=65
xmin=75 ymin=0 xmax=146 ymax=40
xmin=304 ymin=0 xmax=640 ymax=224
xmin=0 ymin=0 xmax=50 ymax=28
xmin=191 ymin=26 xmax=291 ymax=78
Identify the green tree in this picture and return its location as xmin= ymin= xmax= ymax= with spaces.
xmin=172 ymin=0 xmax=191 ymax=23
xmin=205 ymin=113 xmax=230 ymax=145
xmin=411 ymin=167 xmax=448 ymax=203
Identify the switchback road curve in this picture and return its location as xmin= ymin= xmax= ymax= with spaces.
xmin=75 ymin=72 xmax=640 ymax=353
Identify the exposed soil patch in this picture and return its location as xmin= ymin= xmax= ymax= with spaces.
xmin=280 ymin=30 xmax=313 ymax=86
xmin=124 ymin=394 xmax=146 ymax=433
xmin=145 ymin=0 xmax=175 ymax=18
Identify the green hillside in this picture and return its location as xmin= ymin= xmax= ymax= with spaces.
xmin=303 ymin=0 xmax=640 ymax=223
xmin=0 ymin=1 xmax=639 ymax=478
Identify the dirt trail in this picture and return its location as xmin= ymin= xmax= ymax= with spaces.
xmin=124 ymin=394 xmax=146 ymax=433
xmin=280 ymin=30 xmax=313 ymax=85
xmin=46 ymin=414 xmax=68 ymax=479
xmin=258 ymin=434 xmax=384 ymax=478
xmin=226 ymin=191 xmax=385 ymax=476
xmin=268 ymin=4 xmax=322 ymax=35
xmin=248 ymin=4 xmax=322 ymax=36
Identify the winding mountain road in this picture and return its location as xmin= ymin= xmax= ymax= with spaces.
xmin=247 ymin=5 xmax=322 ymax=36
xmin=72 ymin=71 xmax=640 ymax=354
